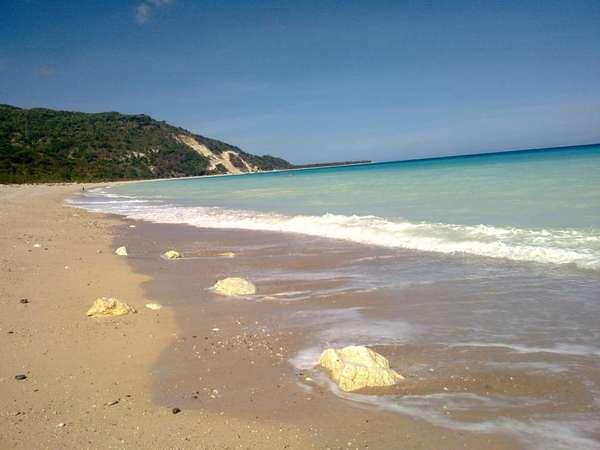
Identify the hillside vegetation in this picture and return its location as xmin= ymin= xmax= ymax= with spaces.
xmin=0 ymin=104 xmax=292 ymax=183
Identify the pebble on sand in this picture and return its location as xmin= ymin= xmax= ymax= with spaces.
xmin=145 ymin=303 xmax=163 ymax=310
xmin=87 ymin=297 xmax=136 ymax=318
xmin=172 ymin=407 xmax=181 ymax=414
xmin=218 ymin=252 xmax=236 ymax=258
xmin=115 ymin=246 xmax=128 ymax=256
xmin=15 ymin=374 xmax=27 ymax=380
xmin=19 ymin=298 xmax=29 ymax=304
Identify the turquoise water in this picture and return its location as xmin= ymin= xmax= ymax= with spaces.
xmin=71 ymin=144 xmax=600 ymax=449
xmin=118 ymin=145 xmax=600 ymax=228
xmin=79 ymin=144 xmax=600 ymax=270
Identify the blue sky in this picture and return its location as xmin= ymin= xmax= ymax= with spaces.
xmin=2 ymin=0 xmax=600 ymax=163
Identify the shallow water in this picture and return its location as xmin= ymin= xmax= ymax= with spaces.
xmin=76 ymin=144 xmax=600 ymax=269
xmin=71 ymin=144 xmax=600 ymax=449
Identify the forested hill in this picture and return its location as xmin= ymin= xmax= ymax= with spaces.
xmin=0 ymin=104 xmax=292 ymax=183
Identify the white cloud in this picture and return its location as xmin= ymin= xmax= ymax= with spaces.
xmin=135 ymin=0 xmax=175 ymax=25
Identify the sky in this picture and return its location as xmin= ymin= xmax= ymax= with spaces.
xmin=1 ymin=0 xmax=600 ymax=164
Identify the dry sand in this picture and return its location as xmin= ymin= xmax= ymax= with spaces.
xmin=1 ymin=184 xmax=520 ymax=449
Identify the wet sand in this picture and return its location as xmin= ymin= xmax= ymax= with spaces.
xmin=121 ymin=220 xmax=526 ymax=449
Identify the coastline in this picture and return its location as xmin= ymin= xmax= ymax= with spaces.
xmin=0 ymin=184 xmax=522 ymax=449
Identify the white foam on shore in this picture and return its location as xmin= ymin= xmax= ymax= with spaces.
xmin=352 ymin=392 xmax=600 ymax=450
xmin=288 ymin=307 xmax=417 ymax=370
xmin=450 ymin=342 xmax=600 ymax=358
xmin=70 ymin=192 xmax=600 ymax=271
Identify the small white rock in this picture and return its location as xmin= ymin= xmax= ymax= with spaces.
xmin=145 ymin=303 xmax=163 ymax=310
xmin=33 ymin=243 xmax=41 ymax=248
xmin=162 ymin=250 xmax=181 ymax=260
xmin=115 ymin=246 xmax=128 ymax=256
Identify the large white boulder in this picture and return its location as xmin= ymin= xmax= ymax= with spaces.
xmin=87 ymin=297 xmax=136 ymax=318
xmin=212 ymin=277 xmax=256 ymax=296
xmin=115 ymin=246 xmax=128 ymax=256
xmin=318 ymin=345 xmax=404 ymax=392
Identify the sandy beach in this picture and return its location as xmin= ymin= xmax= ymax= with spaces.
xmin=0 ymin=184 xmax=319 ymax=449
xmin=0 ymin=183 xmax=533 ymax=449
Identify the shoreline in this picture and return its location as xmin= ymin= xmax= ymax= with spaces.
xmin=0 ymin=184 xmax=320 ymax=449
xmin=0 ymin=184 xmax=518 ymax=449
xmin=3 ymin=184 xmax=597 ymax=449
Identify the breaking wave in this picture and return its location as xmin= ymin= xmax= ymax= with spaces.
xmin=69 ymin=190 xmax=600 ymax=270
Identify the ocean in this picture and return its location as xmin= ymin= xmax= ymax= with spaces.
xmin=72 ymin=144 xmax=600 ymax=449
xmin=79 ymin=144 xmax=600 ymax=270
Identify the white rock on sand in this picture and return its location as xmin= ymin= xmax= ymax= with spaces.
xmin=115 ymin=246 xmax=128 ymax=256
xmin=87 ymin=297 xmax=136 ymax=318
xmin=318 ymin=345 xmax=404 ymax=392
xmin=218 ymin=252 xmax=236 ymax=258
xmin=212 ymin=277 xmax=256 ymax=296
xmin=145 ymin=303 xmax=163 ymax=310
xmin=162 ymin=250 xmax=181 ymax=260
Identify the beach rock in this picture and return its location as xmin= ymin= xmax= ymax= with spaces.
xmin=212 ymin=277 xmax=256 ymax=296
xmin=115 ymin=246 xmax=128 ymax=256
xmin=19 ymin=298 xmax=29 ymax=304
xmin=163 ymin=250 xmax=181 ymax=260
xmin=318 ymin=345 xmax=404 ymax=392
xmin=172 ymin=407 xmax=181 ymax=414
xmin=145 ymin=303 xmax=163 ymax=310
xmin=15 ymin=374 xmax=27 ymax=380
xmin=218 ymin=252 xmax=236 ymax=258
xmin=86 ymin=297 xmax=136 ymax=318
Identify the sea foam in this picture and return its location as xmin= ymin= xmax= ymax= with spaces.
xmin=70 ymin=191 xmax=600 ymax=271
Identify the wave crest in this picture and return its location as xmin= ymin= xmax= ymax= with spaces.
xmin=70 ymin=192 xmax=600 ymax=270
